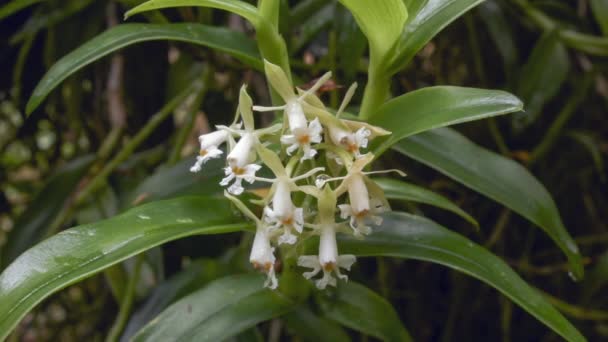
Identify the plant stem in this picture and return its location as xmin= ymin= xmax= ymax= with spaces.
xmin=105 ymin=254 xmax=144 ymax=342
xmin=359 ymin=64 xmax=390 ymax=120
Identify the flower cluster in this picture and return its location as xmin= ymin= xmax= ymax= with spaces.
xmin=190 ymin=60 xmax=403 ymax=289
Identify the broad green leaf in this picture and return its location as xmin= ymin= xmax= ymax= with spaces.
xmin=121 ymin=259 xmax=229 ymax=341
xmin=513 ymin=31 xmax=569 ymax=132
xmin=284 ymin=307 xmax=350 ymax=342
xmin=0 ymin=197 xmax=248 ymax=340
xmin=591 ymin=0 xmax=608 ymax=36
xmin=124 ymin=157 xmax=224 ymax=207
xmin=132 ymin=274 xmax=294 ymax=341
xmin=1 ymin=155 xmax=94 ymax=268
xmin=337 ymin=0 xmax=407 ymax=60
xmin=376 ymin=177 xmax=478 ymax=226
xmin=392 ymin=128 xmax=583 ymax=279
xmin=339 ymin=212 xmax=586 ymax=342
xmin=370 ymin=86 xmax=523 ymax=154
xmin=389 ymin=0 xmax=484 ymax=74
xmin=26 ymin=23 xmax=261 ymax=114
xmin=318 ymin=282 xmax=413 ymax=342
xmin=0 ymin=0 xmax=44 ymax=21
xmin=125 ymin=0 xmax=260 ymax=26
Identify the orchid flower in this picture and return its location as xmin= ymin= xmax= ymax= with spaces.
xmin=298 ymin=186 xmax=356 ymax=289
xmin=256 ymin=144 xmax=325 ymax=245
xmin=253 ymin=60 xmax=331 ymax=160
xmin=216 ymin=85 xmax=281 ymax=195
xmin=316 ymin=153 xmax=405 ymax=236
xmin=224 ymin=191 xmax=278 ymax=289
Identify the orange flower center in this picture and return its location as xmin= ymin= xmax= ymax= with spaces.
xmin=297 ymin=134 xmax=311 ymax=144
xmin=232 ymin=166 xmax=246 ymax=175
xmin=199 ymin=149 xmax=208 ymax=156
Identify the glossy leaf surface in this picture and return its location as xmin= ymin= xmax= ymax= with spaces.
xmin=389 ymin=0 xmax=484 ymax=73
xmin=121 ymin=259 xmax=228 ymax=341
xmin=26 ymin=23 xmax=261 ymax=114
xmin=376 ymin=177 xmax=477 ymax=226
xmin=392 ymin=128 xmax=583 ymax=279
xmin=0 ymin=197 xmax=247 ymax=340
xmin=370 ymin=86 xmax=523 ymax=154
xmin=1 ymin=155 xmax=94 ymax=267
xmin=132 ymin=274 xmax=294 ymax=341
xmin=318 ymin=281 xmax=413 ymax=342
xmin=337 ymin=0 xmax=407 ymax=59
xmin=125 ymin=0 xmax=260 ymax=26
xmin=339 ymin=212 xmax=585 ymax=342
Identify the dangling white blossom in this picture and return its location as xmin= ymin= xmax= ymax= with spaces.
xmin=253 ymin=60 xmax=331 ymax=160
xmin=220 ymin=133 xmax=261 ymax=195
xmin=328 ymin=125 xmax=371 ymax=157
xmin=190 ymin=130 xmax=230 ymax=172
xmin=298 ymin=225 xmax=356 ymax=289
xmin=263 ymin=180 xmax=304 ymax=245
xmin=280 ymin=117 xmax=323 ymax=160
xmin=250 ymin=225 xmax=278 ymax=289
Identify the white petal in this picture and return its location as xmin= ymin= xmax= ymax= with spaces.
xmin=293 ymin=207 xmax=304 ymax=233
xmin=278 ymin=231 xmax=297 ymax=245
xmin=227 ymin=179 xmax=244 ymax=195
xmin=338 ymin=204 xmax=353 ymax=219
xmin=337 ymin=254 xmax=357 ymax=271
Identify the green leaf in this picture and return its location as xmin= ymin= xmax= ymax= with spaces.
xmin=512 ymin=31 xmax=569 ymax=132
xmin=124 ymin=157 xmax=224 ymax=207
xmin=125 ymin=0 xmax=260 ymax=26
xmin=389 ymin=0 xmax=484 ymax=73
xmin=121 ymin=259 xmax=229 ymax=340
xmin=339 ymin=212 xmax=586 ymax=342
xmin=284 ymin=307 xmax=351 ymax=342
xmin=0 ymin=0 xmax=44 ymax=21
xmin=26 ymin=23 xmax=261 ymax=114
xmin=370 ymin=86 xmax=523 ymax=154
xmin=337 ymin=0 xmax=407 ymax=60
xmin=1 ymin=155 xmax=94 ymax=268
xmin=376 ymin=177 xmax=478 ymax=226
xmin=392 ymin=128 xmax=583 ymax=279
xmin=318 ymin=282 xmax=413 ymax=342
xmin=591 ymin=0 xmax=608 ymax=36
xmin=0 ymin=197 xmax=248 ymax=340
xmin=131 ymin=274 xmax=294 ymax=341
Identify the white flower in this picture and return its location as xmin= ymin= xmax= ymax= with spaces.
xmin=249 ymin=225 xmax=278 ymax=289
xmin=328 ymin=125 xmax=371 ymax=157
xmin=297 ymin=225 xmax=356 ymax=289
xmin=263 ymin=180 xmax=304 ymax=244
xmin=280 ymin=117 xmax=323 ymax=160
xmin=219 ymin=133 xmax=262 ymax=195
xmin=190 ymin=130 xmax=229 ymax=172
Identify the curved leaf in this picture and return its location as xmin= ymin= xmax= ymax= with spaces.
xmin=370 ymin=86 xmax=523 ymax=154
xmin=389 ymin=0 xmax=484 ymax=73
xmin=125 ymin=0 xmax=260 ymax=26
xmin=1 ymin=155 xmax=94 ymax=268
xmin=0 ymin=197 xmax=248 ymax=340
xmin=339 ymin=212 xmax=586 ymax=342
xmin=121 ymin=259 xmax=229 ymax=341
xmin=0 ymin=0 xmax=44 ymax=21
xmin=26 ymin=23 xmax=261 ymax=114
xmin=318 ymin=282 xmax=413 ymax=342
xmin=132 ymin=274 xmax=294 ymax=341
xmin=392 ymin=127 xmax=583 ymax=279
xmin=337 ymin=0 xmax=407 ymax=59
xmin=376 ymin=177 xmax=477 ymax=226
